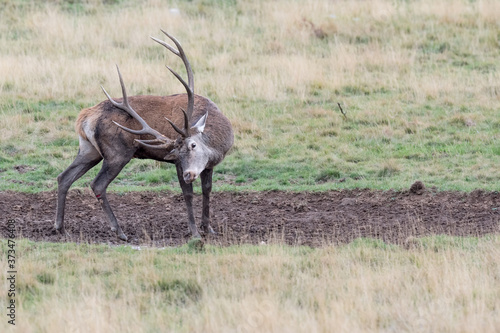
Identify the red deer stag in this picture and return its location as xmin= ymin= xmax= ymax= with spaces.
xmin=55 ymin=30 xmax=234 ymax=241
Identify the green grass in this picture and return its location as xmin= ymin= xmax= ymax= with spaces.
xmin=1 ymin=97 xmax=497 ymax=193
xmin=1 ymin=0 xmax=499 ymax=193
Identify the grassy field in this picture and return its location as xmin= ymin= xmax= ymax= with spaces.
xmin=0 ymin=0 xmax=499 ymax=193
xmin=1 ymin=236 xmax=499 ymax=332
xmin=1 ymin=1 xmax=499 ymax=332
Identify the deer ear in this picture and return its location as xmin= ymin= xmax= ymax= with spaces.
xmin=190 ymin=112 xmax=207 ymax=133
xmin=164 ymin=149 xmax=178 ymax=161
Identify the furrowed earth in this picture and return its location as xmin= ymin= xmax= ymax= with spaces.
xmin=1 ymin=183 xmax=499 ymax=247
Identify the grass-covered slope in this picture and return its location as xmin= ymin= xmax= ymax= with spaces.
xmin=1 ymin=0 xmax=499 ymax=192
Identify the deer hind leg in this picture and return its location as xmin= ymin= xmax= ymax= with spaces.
xmin=176 ymin=163 xmax=201 ymax=239
xmin=200 ymin=168 xmax=216 ymax=235
xmin=55 ymin=138 xmax=102 ymax=234
xmin=90 ymin=157 xmax=131 ymax=241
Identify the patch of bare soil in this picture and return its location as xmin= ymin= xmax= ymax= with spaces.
xmin=1 ymin=188 xmax=499 ymax=247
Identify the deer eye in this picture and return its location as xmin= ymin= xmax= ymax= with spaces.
xmin=191 ymin=142 xmax=196 ymax=149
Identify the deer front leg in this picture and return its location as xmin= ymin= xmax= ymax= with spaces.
xmin=200 ymin=168 xmax=216 ymax=234
xmin=176 ymin=163 xmax=201 ymax=238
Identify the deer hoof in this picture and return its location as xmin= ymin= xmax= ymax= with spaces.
xmin=117 ymin=233 xmax=128 ymax=241
xmin=201 ymin=224 xmax=217 ymax=235
xmin=202 ymin=228 xmax=218 ymax=236
xmin=55 ymin=226 xmax=70 ymax=237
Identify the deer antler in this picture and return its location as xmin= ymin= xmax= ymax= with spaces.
xmin=151 ymin=29 xmax=194 ymax=137
xmin=101 ymin=66 xmax=174 ymax=149
xmin=104 ymin=31 xmax=194 ymax=146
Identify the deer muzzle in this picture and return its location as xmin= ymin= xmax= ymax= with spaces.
xmin=183 ymin=170 xmax=198 ymax=184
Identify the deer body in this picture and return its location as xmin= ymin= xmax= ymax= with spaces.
xmin=77 ymin=95 xmax=232 ymax=165
xmin=55 ymin=31 xmax=233 ymax=241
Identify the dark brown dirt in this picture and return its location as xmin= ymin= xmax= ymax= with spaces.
xmin=1 ymin=188 xmax=499 ymax=247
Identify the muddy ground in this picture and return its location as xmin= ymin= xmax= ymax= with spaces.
xmin=1 ymin=186 xmax=499 ymax=247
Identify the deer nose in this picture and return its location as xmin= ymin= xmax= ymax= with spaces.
xmin=183 ymin=171 xmax=198 ymax=183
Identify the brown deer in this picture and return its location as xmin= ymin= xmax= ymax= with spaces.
xmin=55 ymin=30 xmax=234 ymax=241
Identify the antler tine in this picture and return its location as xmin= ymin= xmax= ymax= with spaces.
xmin=150 ymin=36 xmax=179 ymax=57
xmin=132 ymin=139 xmax=174 ymax=149
xmin=160 ymin=30 xmax=194 ymax=92
xmin=164 ymin=108 xmax=189 ymax=137
xmin=102 ymin=65 xmax=174 ymax=149
xmin=151 ymin=30 xmax=194 ymax=137
xmin=165 ymin=65 xmax=190 ymax=98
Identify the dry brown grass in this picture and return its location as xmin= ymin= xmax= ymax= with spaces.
xmin=1 ymin=0 xmax=498 ymax=106
xmin=1 ymin=237 xmax=499 ymax=332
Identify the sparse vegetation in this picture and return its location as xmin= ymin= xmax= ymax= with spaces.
xmin=0 ymin=0 xmax=499 ymax=192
